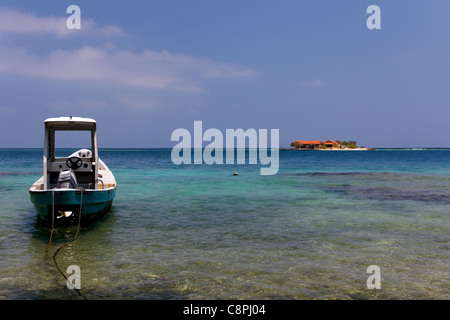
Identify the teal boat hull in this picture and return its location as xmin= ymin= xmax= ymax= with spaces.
xmin=30 ymin=188 xmax=116 ymax=226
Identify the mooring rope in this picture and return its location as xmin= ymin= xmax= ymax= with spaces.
xmin=47 ymin=189 xmax=55 ymax=250
xmin=48 ymin=187 xmax=86 ymax=299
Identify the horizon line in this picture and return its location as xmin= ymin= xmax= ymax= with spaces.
xmin=1 ymin=147 xmax=450 ymax=150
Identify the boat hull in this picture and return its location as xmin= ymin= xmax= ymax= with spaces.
xmin=29 ymin=188 xmax=116 ymax=226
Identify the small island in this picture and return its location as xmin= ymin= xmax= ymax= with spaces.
xmin=289 ymin=140 xmax=374 ymax=151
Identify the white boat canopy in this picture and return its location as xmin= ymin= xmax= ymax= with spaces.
xmin=44 ymin=116 xmax=96 ymax=130
xmin=43 ymin=116 xmax=99 ymax=190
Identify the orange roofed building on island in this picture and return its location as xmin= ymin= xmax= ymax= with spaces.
xmin=292 ymin=140 xmax=341 ymax=150
xmin=322 ymin=140 xmax=340 ymax=148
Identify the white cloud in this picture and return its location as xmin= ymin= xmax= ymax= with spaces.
xmin=0 ymin=44 xmax=257 ymax=92
xmin=0 ymin=7 xmax=124 ymax=38
xmin=0 ymin=7 xmax=257 ymax=94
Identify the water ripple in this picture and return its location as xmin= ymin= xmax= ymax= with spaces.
xmin=325 ymin=185 xmax=450 ymax=203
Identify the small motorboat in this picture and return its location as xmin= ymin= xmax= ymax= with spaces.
xmin=29 ymin=117 xmax=117 ymax=226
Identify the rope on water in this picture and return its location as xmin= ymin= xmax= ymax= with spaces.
xmin=73 ymin=187 xmax=83 ymax=241
xmin=48 ymin=187 xmax=86 ymax=299
xmin=47 ymin=189 xmax=55 ymax=250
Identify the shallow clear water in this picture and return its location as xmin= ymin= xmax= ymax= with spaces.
xmin=0 ymin=149 xmax=449 ymax=299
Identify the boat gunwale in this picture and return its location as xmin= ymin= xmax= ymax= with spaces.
xmin=29 ymin=186 xmax=117 ymax=193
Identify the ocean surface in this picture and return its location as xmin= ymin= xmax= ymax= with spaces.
xmin=0 ymin=148 xmax=449 ymax=300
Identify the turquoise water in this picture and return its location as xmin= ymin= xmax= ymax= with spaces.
xmin=0 ymin=149 xmax=449 ymax=299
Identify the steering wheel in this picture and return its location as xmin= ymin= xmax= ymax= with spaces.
xmin=66 ymin=156 xmax=83 ymax=170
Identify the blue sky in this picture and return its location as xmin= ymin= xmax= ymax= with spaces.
xmin=0 ymin=0 xmax=449 ymax=148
